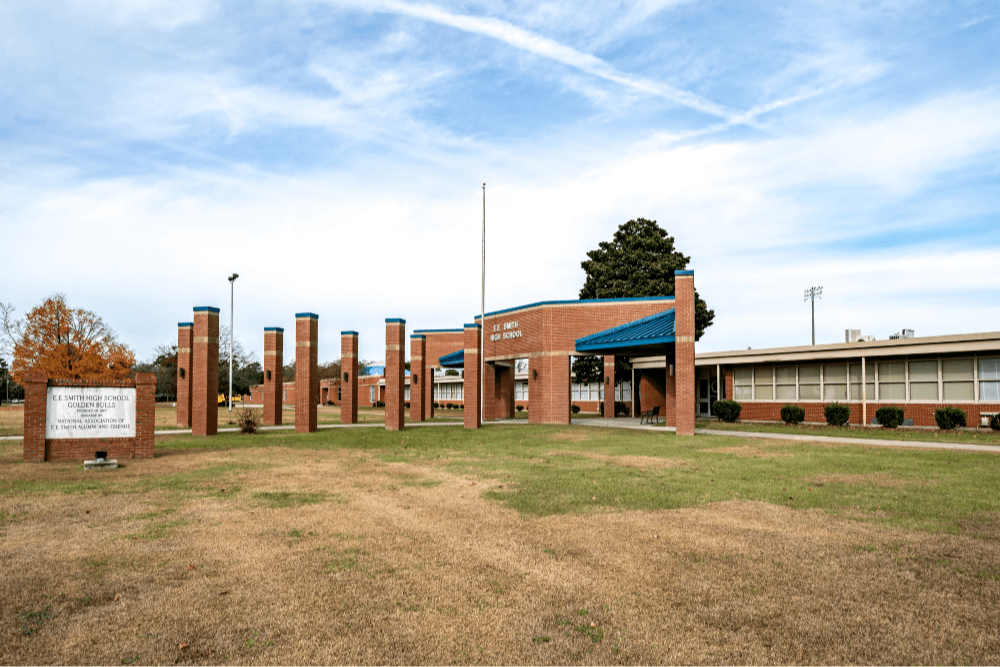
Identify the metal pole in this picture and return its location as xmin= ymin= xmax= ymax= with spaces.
xmin=228 ymin=273 xmax=239 ymax=411
xmin=811 ymin=297 xmax=815 ymax=346
xmin=480 ymin=182 xmax=485 ymax=426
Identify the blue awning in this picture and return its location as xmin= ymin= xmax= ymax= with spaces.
xmin=574 ymin=309 xmax=676 ymax=354
xmin=439 ymin=348 xmax=465 ymax=368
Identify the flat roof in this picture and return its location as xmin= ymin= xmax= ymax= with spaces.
xmin=688 ymin=330 xmax=1000 ymax=366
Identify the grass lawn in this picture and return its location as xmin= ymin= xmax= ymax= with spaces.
xmin=1 ymin=424 xmax=998 ymax=664
xmin=697 ymin=418 xmax=1000 ymax=446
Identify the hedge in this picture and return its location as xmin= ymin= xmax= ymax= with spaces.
xmin=934 ymin=406 xmax=966 ymax=430
xmin=875 ymin=405 xmax=905 ymax=429
xmin=780 ymin=404 xmax=805 ymax=425
xmin=712 ymin=399 xmax=741 ymax=423
xmin=824 ymin=402 xmax=851 ymax=427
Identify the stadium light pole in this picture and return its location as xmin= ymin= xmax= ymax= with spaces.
xmin=804 ymin=286 xmax=823 ymax=345
xmin=228 ymin=273 xmax=239 ymax=411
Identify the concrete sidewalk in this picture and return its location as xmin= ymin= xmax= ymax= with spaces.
xmin=573 ymin=418 xmax=1000 ymax=454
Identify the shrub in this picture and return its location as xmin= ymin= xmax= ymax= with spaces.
xmin=433 ymin=402 xmax=439 ymax=409
xmin=446 ymin=403 xmax=453 ymax=409
xmin=376 ymin=401 xmax=385 ymax=408
xmin=875 ymin=405 xmax=905 ymax=429
xmin=516 ymin=405 xmax=523 ymax=412
xmin=934 ymin=406 xmax=967 ymax=430
xmin=615 ymin=401 xmax=629 ymax=417
xmin=712 ymin=399 xmax=741 ymax=423
xmin=824 ymin=402 xmax=851 ymax=427
xmin=780 ymin=404 xmax=805 ymax=425
xmin=571 ymin=404 xmax=581 ymax=414
xmin=992 ymin=414 xmax=1000 ymax=431
xmin=404 ymin=402 xmax=410 ymax=409
xmin=236 ymin=408 xmax=262 ymax=435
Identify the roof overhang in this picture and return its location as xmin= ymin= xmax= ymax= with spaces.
xmin=439 ymin=348 xmax=465 ymax=368
xmin=574 ymin=309 xmax=675 ymax=356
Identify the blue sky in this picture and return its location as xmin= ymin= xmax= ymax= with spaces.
xmin=2 ymin=0 xmax=998 ymax=363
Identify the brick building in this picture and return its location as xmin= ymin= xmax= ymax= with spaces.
xmin=630 ymin=330 xmax=1000 ymax=428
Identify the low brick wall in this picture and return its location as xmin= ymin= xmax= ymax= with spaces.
xmin=22 ymin=371 xmax=155 ymax=463
xmin=734 ymin=400 xmax=1000 ymax=427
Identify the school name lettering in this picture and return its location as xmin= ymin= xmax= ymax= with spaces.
xmin=490 ymin=320 xmax=523 ymax=342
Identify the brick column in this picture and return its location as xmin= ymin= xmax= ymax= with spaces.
xmin=603 ymin=355 xmax=616 ymax=419
xmin=295 ymin=313 xmax=319 ymax=433
xmin=410 ymin=335 xmax=426 ymax=424
xmin=483 ymin=361 xmax=497 ymax=422
xmin=543 ymin=354 xmax=572 ymax=425
xmin=22 ymin=370 xmax=47 ymax=462
xmin=463 ymin=323 xmax=482 ymax=429
xmin=134 ymin=372 xmax=156 ymax=459
xmin=424 ymin=366 xmax=435 ymax=420
xmin=192 ymin=307 xmax=220 ymax=437
xmin=675 ymin=270 xmax=696 ymax=436
xmin=341 ymin=332 xmax=359 ymax=424
xmin=385 ymin=319 xmax=405 ymax=431
xmin=176 ymin=323 xmax=193 ymax=428
xmin=527 ymin=357 xmax=540 ymax=424
xmin=263 ymin=328 xmax=283 ymax=426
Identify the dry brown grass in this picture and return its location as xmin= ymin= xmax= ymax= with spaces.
xmin=698 ymin=444 xmax=794 ymax=458
xmin=545 ymin=450 xmax=685 ymax=470
xmin=810 ymin=473 xmax=940 ymax=488
xmin=0 ymin=406 xmax=23 ymax=437
xmin=1 ymin=439 xmax=999 ymax=665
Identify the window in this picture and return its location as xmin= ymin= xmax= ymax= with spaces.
xmin=734 ymin=368 xmax=752 ymax=400
xmin=980 ymin=358 xmax=1000 ymax=401
xmin=405 ymin=386 xmax=410 ymax=400
xmin=283 ymin=390 xmax=286 ymax=401
xmin=620 ymin=381 xmax=631 ymax=402
xmin=515 ymin=381 xmax=529 ymax=400
xmin=456 ymin=384 xmax=464 ymax=400
xmin=775 ymin=366 xmax=796 ymax=400
xmin=823 ymin=364 xmax=847 ymax=401
xmin=571 ymin=383 xmax=581 ymax=400
xmin=908 ymin=360 xmax=938 ymax=401
xmin=849 ymin=364 xmax=875 ymax=401
xmin=878 ymin=362 xmax=906 ymax=401
xmin=753 ymin=367 xmax=773 ymax=400
xmin=941 ymin=358 xmax=973 ymax=401
xmin=370 ymin=386 xmax=377 ymax=403
xmin=799 ymin=366 xmax=820 ymax=400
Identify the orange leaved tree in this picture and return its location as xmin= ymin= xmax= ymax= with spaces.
xmin=2 ymin=294 xmax=135 ymax=385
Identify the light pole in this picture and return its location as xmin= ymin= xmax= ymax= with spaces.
xmin=480 ymin=183 xmax=485 ymax=426
xmin=804 ymin=286 xmax=822 ymax=345
xmin=228 ymin=273 xmax=239 ymax=411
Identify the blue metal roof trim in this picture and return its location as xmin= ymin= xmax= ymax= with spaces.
xmin=413 ymin=328 xmax=464 ymax=334
xmin=264 ymin=327 xmax=284 ymax=332
xmin=385 ymin=318 xmax=406 ymax=323
xmin=675 ymin=270 xmax=694 ymax=276
xmin=439 ymin=349 xmax=465 ymax=368
xmin=295 ymin=312 xmax=319 ymax=319
xmin=575 ymin=309 xmax=676 ymax=352
xmin=473 ymin=295 xmax=675 ymax=321
xmin=178 ymin=322 xmax=193 ymax=327
xmin=193 ymin=306 xmax=220 ymax=313
xmin=410 ymin=334 xmax=426 ymax=339
xmin=463 ymin=323 xmax=481 ymax=329
xmin=341 ymin=330 xmax=358 ymax=335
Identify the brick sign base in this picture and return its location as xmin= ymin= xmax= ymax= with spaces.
xmin=22 ymin=371 xmax=156 ymax=463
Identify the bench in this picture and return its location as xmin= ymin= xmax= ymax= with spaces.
xmin=640 ymin=405 xmax=661 ymax=425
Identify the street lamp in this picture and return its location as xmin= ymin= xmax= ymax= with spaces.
xmin=228 ymin=273 xmax=239 ymax=412
xmin=804 ymin=286 xmax=823 ymax=345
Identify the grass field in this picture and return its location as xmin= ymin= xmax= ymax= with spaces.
xmin=1 ymin=424 xmax=999 ymax=664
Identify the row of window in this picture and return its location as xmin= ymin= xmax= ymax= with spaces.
xmin=569 ymin=381 xmax=633 ymax=402
xmin=733 ymin=357 xmax=1000 ymax=402
xmin=433 ymin=383 xmax=464 ymax=400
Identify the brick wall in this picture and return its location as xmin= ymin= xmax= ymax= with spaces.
xmin=733 ymin=400 xmax=1000 ymax=427
xmin=22 ymin=373 xmax=155 ymax=462
xmin=263 ymin=328 xmax=283 ymax=426
xmin=295 ymin=313 xmax=318 ymax=433
xmin=192 ymin=307 xmax=219 ymax=437
xmin=603 ymin=355 xmax=615 ymax=419
xmin=385 ymin=319 xmax=405 ymax=431
xmin=176 ymin=323 xmax=193 ymax=428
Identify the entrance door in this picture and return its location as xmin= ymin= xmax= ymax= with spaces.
xmin=698 ymin=378 xmax=711 ymax=416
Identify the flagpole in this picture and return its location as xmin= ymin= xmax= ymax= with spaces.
xmin=480 ymin=182 xmax=485 ymax=426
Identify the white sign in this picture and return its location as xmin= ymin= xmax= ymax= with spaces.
xmin=490 ymin=320 xmax=523 ymax=342
xmin=46 ymin=387 xmax=136 ymax=439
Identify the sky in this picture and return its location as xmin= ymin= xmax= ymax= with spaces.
xmin=2 ymin=0 xmax=998 ymax=365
